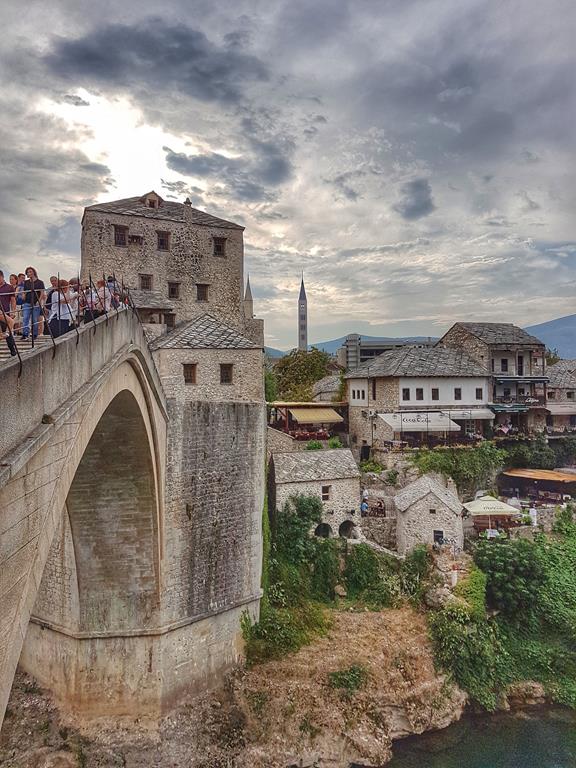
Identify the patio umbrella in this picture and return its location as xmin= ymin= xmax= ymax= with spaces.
xmin=463 ymin=495 xmax=519 ymax=531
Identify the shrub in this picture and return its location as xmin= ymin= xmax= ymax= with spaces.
xmin=306 ymin=440 xmax=323 ymax=451
xmin=360 ymin=459 xmax=384 ymax=473
xmin=384 ymin=469 xmax=399 ymax=486
xmin=310 ymin=538 xmax=341 ymax=602
xmin=454 ymin=565 xmax=487 ymax=620
xmin=399 ymin=544 xmax=432 ymax=599
xmin=275 ymin=496 xmax=323 ymax=566
xmin=328 ymin=664 xmax=368 ymax=697
xmin=327 ymin=436 xmax=343 ymax=449
xmin=343 ymin=544 xmax=382 ymax=595
xmin=410 ymin=442 xmax=506 ymax=496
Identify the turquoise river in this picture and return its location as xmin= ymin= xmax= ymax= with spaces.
xmin=387 ymin=708 xmax=576 ymax=768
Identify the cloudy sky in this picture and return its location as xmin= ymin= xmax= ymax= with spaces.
xmin=1 ymin=0 xmax=575 ymax=348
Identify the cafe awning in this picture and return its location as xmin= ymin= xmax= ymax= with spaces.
xmin=546 ymin=403 xmax=576 ymax=415
xmin=443 ymin=409 xmax=495 ymax=421
xmin=288 ymin=407 xmax=343 ymax=424
xmin=463 ymin=496 xmax=518 ymax=516
xmin=502 ymin=468 xmax=576 ymax=484
xmin=378 ymin=412 xmax=461 ymax=432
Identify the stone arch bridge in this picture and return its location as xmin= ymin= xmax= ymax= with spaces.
xmin=0 ymin=309 xmax=263 ymax=728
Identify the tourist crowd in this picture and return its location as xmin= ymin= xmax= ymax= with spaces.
xmin=0 ymin=267 xmax=128 ymax=357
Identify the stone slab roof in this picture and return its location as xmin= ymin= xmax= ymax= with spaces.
xmin=394 ymin=475 xmax=462 ymax=514
xmin=547 ymin=364 xmax=576 ymax=390
xmin=130 ymin=289 xmax=175 ymax=310
xmin=451 ymin=322 xmax=544 ymax=347
xmin=345 ymin=345 xmax=487 ymax=379
xmin=151 ymin=314 xmax=260 ymax=350
xmin=85 ymin=195 xmax=243 ymax=230
xmin=312 ymin=374 xmax=341 ymax=396
xmin=549 ymin=359 xmax=576 ymax=374
xmin=273 ymin=449 xmax=361 ymax=484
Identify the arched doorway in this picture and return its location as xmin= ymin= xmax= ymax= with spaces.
xmin=314 ymin=522 xmax=333 ymax=538
xmin=339 ymin=520 xmax=356 ymax=539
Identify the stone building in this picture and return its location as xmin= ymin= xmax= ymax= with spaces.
xmin=79 ymin=192 xmax=266 ymax=706
xmin=81 ymin=190 xmax=263 ymax=345
xmin=336 ymin=333 xmax=435 ymax=370
xmin=344 ymin=346 xmax=493 ymax=457
xmin=312 ymin=374 xmax=342 ymax=402
xmin=545 ymin=363 xmax=576 ymax=436
xmin=269 ymin=449 xmax=361 ymax=539
xmin=394 ymin=475 xmax=463 ymax=555
xmin=440 ymin=322 xmax=548 ymax=433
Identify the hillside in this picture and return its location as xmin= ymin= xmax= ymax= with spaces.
xmin=526 ymin=314 xmax=576 ymax=358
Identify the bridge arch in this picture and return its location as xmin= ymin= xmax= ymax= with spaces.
xmin=0 ymin=348 xmax=166 ymax=723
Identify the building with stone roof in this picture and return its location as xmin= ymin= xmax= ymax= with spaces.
xmin=81 ymin=190 xmax=263 ymax=345
xmin=269 ymin=449 xmax=361 ymax=539
xmin=344 ymin=345 xmax=493 ymax=457
xmin=393 ymin=475 xmax=463 ymax=555
xmin=440 ymin=321 xmax=548 ymax=434
xmin=312 ymin=374 xmax=342 ymax=402
xmin=545 ymin=363 xmax=576 ymax=436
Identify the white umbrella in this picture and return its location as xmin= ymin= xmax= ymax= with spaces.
xmin=463 ymin=495 xmax=519 ymax=532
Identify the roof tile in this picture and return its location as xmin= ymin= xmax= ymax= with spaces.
xmin=345 ymin=345 xmax=488 ymax=379
xmin=151 ymin=314 xmax=259 ymax=350
xmin=273 ymin=449 xmax=361 ymax=484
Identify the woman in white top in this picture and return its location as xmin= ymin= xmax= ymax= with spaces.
xmin=48 ymin=280 xmax=74 ymax=337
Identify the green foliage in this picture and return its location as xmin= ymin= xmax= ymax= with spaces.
xmin=553 ymin=504 xmax=576 ymax=536
xmin=335 ymin=370 xmax=346 ymax=402
xmin=429 ymin=602 xmax=513 ymax=711
xmin=344 ymin=544 xmax=382 ymax=595
xmin=306 ymin=440 xmax=324 ymax=450
xmin=311 ymin=539 xmax=341 ymax=602
xmin=261 ymin=493 xmax=271 ymax=594
xmin=502 ymin=435 xmax=572 ymax=471
xmin=275 ymin=347 xmax=332 ymax=401
xmin=546 ymin=347 xmax=561 ymax=366
xmin=400 ymin=544 xmax=432 ymax=599
xmin=360 ymin=459 xmax=384 ymax=473
xmin=264 ymin=368 xmax=278 ymax=402
xmin=410 ymin=442 xmax=506 ymax=496
xmin=454 ymin=565 xmax=487 ymax=620
xmin=327 ymin=436 xmax=343 ymax=449
xmin=328 ymin=664 xmax=369 ymax=698
xmin=473 ymin=538 xmax=545 ymax=618
xmin=384 ymin=469 xmax=399 ymax=486
xmin=275 ymin=495 xmax=323 ymax=565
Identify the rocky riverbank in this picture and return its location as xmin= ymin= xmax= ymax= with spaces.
xmin=1 ymin=607 xmax=468 ymax=768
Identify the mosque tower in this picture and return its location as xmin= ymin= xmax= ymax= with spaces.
xmin=298 ymin=275 xmax=308 ymax=351
xmin=244 ymin=275 xmax=254 ymax=319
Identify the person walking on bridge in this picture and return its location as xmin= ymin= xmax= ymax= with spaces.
xmin=21 ymin=266 xmax=45 ymax=340
xmin=0 ymin=270 xmax=17 ymax=356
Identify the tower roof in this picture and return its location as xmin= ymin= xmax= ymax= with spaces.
xmin=299 ymin=277 xmax=307 ymax=302
xmin=244 ymin=275 xmax=253 ymax=302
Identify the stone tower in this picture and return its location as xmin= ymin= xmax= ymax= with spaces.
xmin=244 ymin=275 xmax=254 ymax=319
xmin=298 ymin=276 xmax=308 ymax=351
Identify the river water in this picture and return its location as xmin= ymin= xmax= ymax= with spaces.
xmin=388 ymin=708 xmax=576 ymax=767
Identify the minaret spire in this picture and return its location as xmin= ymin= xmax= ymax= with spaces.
xmin=298 ymin=273 xmax=308 ymax=351
xmin=244 ymin=275 xmax=254 ymax=319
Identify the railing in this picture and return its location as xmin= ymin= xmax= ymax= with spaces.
xmin=492 ymin=395 xmax=546 ymax=406
xmin=0 ymin=275 xmax=136 ymax=377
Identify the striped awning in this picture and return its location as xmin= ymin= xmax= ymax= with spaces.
xmin=288 ymin=407 xmax=344 ymax=424
xmin=378 ymin=412 xmax=461 ymax=432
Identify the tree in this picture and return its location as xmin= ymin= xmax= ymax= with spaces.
xmin=264 ymin=368 xmax=278 ymax=402
xmin=275 ymin=347 xmax=332 ymax=401
xmin=546 ymin=348 xmax=561 ymax=366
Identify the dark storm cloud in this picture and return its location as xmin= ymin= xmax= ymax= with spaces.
xmin=62 ymin=94 xmax=90 ymax=107
xmin=39 ymin=215 xmax=81 ymax=258
xmin=393 ymin=179 xmax=436 ymax=220
xmin=43 ymin=18 xmax=268 ymax=104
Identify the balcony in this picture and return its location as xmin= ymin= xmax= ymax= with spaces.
xmin=492 ymin=394 xmax=546 ymax=408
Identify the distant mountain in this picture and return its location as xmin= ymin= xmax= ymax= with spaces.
xmin=526 ymin=314 xmax=576 ymax=358
xmin=265 ymin=346 xmax=286 ymax=358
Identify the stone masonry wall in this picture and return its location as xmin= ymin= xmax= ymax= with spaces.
xmin=266 ymin=426 xmax=305 ymax=461
xmin=275 ymin=477 xmax=361 ymax=538
xmin=440 ymin=326 xmax=491 ymax=370
xmin=396 ymin=491 xmax=464 ymax=555
xmin=154 ymin=347 xmax=264 ymax=403
xmin=81 ymin=209 xmax=246 ymax=330
xmin=162 ymin=400 xmax=265 ymax=626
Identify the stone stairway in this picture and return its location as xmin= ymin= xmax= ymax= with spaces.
xmin=0 ymin=334 xmax=53 ymax=363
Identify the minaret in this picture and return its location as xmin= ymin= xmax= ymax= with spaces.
xmin=244 ymin=275 xmax=254 ymax=319
xmin=298 ymin=275 xmax=308 ymax=351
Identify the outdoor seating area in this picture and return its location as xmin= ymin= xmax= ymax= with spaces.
xmin=269 ymin=401 xmax=346 ymax=440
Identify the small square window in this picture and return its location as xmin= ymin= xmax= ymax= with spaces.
xmin=220 ymin=363 xmax=233 ymax=384
xmin=168 ymin=282 xmax=180 ymax=299
xmin=114 ymin=225 xmax=128 ymax=247
xmin=433 ymin=530 xmax=444 ymax=544
xmin=157 ymin=231 xmax=170 ymax=251
xmin=129 ymin=234 xmax=143 ymax=245
xmin=321 ymin=485 xmax=331 ymax=501
xmin=416 ymin=388 xmax=424 ymax=401
xmin=213 ymin=237 xmax=227 ymax=257
xmin=568 ymin=391 xmax=575 ymax=400
xmin=402 ymin=388 xmax=410 ymax=401
xmin=503 ymin=387 xmax=511 ymax=397
xmin=475 ymin=388 xmax=483 ymax=400
xmin=139 ymin=274 xmax=153 ymax=291
xmin=548 ymin=391 xmax=556 ymax=400
xmin=362 ymin=389 xmax=366 ymax=399
xmin=183 ymin=363 xmax=197 ymax=384
xmin=431 ymin=388 xmax=439 ymax=401
xmin=164 ymin=313 xmax=175 ymax=328
xmin=454 ymin=388 xmax=462 ymax=401
xmin=197 ymin=283 xmax=209 ymax=302
xmin=429 ymin=508 xmax=436 ymax=515
xmin=501 ymin=359 xmax=509 ymax=372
